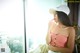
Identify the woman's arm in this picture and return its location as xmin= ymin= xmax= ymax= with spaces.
xmin=48 ymin=45 xmax=71 ymax=53
xmin=48 ymin=27 xmax=76 ymax=53
xmin=46 ymin=21 xmax=55 ymax=45
xmin=46 ymin=21 xmax=52 ymax=44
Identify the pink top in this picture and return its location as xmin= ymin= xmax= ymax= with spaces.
xmin=50 ymin=32 xmax=68 ymax=48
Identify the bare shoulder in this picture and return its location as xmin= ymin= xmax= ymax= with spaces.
xmin=68 ymin=27 xmax=75 ymax=32
xmin=68 ymin=27 xmax=75 ymax=36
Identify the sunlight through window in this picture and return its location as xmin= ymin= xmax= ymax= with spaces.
xmin=26 ymin=0 xmax=67 ymax=52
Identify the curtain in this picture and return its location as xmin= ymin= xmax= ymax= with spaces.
xmin=68 ymin=2 xmax=80 ymax=53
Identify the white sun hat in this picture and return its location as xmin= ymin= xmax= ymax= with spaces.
xmin=49 ymin=5 xmax=70 ymax=15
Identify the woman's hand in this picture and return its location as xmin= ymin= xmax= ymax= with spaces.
xmin=48 ymin=45 xmax=57 ymax=52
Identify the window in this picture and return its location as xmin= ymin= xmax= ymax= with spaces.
xmin=0 ymin=0 xmax=25 ymax=53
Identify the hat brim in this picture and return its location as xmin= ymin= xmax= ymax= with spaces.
xmin=49 ymin=8 xmax=57 ymax=14
xmin=49 ymin=5 xmax=70 ymax=15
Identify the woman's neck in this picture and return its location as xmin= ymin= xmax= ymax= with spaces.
xmin=57 ymin=22 xmax=67 ymax=28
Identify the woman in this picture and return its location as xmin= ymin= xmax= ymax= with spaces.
xmin=46 ymin=5 xmax=76 ymax=53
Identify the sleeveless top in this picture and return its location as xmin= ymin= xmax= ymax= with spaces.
xmin=49 ymin=32 xmax=68 ymax=48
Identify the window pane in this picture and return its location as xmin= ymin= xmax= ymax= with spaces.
xmin=0 ymin=0 xmax=25 ymax=53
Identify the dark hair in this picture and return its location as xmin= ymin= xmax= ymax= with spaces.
xmin=56 ymin=11 xmax=73 ymax=27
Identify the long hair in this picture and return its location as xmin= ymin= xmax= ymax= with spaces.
xmin=56 ymin=11 xmax=73 ymax=27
